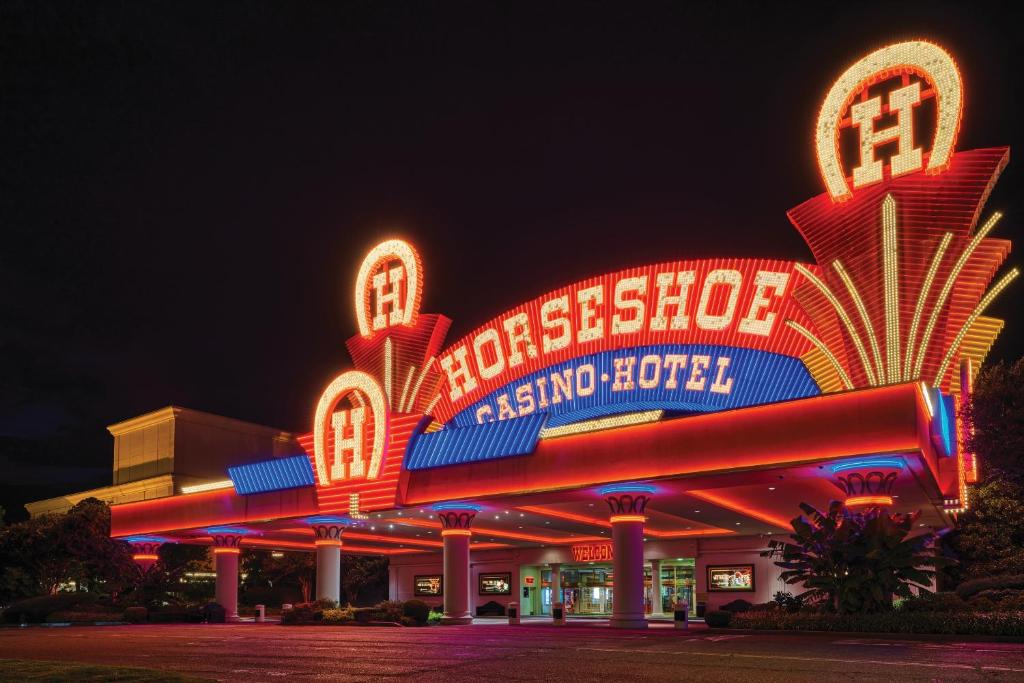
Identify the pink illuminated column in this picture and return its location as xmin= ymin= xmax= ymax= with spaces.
xmin=602 ymin=485 xmax=654 ymax=629
xmin=435 ymin=504 xmax=479 ymax=625
xmin=311 ymin=520 xmax=345 ymax=603
xmin=212 ymin=533 xmax=243 ymax=622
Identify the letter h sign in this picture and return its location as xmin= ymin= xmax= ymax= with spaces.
xmin=330 ymin=407 xmax=367 ymax=480
xmin=850 ymin=82 xmax=923 ymax=188
xmin=372 ymin=265 xmax=406 ymax=332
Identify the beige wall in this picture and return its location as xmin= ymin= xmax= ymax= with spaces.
xmin=27 ymin=405 xmax=299 ymax=517
xmin=109 ymin=406 xmax=298 ymax=486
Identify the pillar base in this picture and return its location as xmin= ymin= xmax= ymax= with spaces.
xmin=440 ymin=615 xmax=472 ymax=625
xmin=610 ymin=617 xmax=649 ymax=629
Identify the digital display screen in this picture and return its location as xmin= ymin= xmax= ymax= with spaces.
xmin=414 ymin=575 xmax=443 ymax=596
xmin=478 ymin=572 xmax=512 ymax=595
xmin=707 ymin=565 xmax=755 ymax=592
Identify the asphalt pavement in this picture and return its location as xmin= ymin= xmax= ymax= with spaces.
xmin=1 ymin=620 xmax=1023 ymax=681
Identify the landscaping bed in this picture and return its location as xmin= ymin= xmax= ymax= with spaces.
xmin=722 ymin=610 xmax=1024 ymax=636
xmin=705 ymin=588 xmax=1024 ymax=637
xmin=282 ymin=599 xmax=442 ymax=626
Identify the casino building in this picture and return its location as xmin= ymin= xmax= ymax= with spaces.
xmin=81 ymin=40 xmax=1020 ymax=626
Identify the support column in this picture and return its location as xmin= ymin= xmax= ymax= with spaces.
xmin=833 ymin=459 xmax=903 ymax=508
xmin=435 ymin=504 xmax=478 ymax=625
xmin=312 ymin=521 xmax=344 ymax=603
xmin=212 ymin=533 xmax=242 ymax=622
xmin=649 ymin=559 xmax=663 ymax=616
xmin=602 ymin=484 xmax=654 ymax=629
xmin=550 ymin=563 xmax=562 ymax=607
xmin=127 ymin=539 xmax=163 ymax=573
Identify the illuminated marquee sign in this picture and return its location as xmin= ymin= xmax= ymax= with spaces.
xmin=571 ymin=542 xmax=614 ymax=562
xmin=355 ymin=238 xmax=423 ymax=338
xmin=312 ymin=371 xmax=389 ymax=486
xmin=433 ymin=259 xmax=820 ymax=426
xmin=297 ymin=39 xmax=1014 ymax=517
xmin=815 ymin=40 xmax=962 ymax=201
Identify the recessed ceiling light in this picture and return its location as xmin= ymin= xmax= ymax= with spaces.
xmin=768 ymin=487 xmax=776 ymax=491
xmin=494 ymin=515 xmax=500 ymax=520
xmin=694 ymin=510 xmax=701 ymax=513
xmin=370 ymin=526 xmax=376 ymax=530
xmin=518 ymin=526 xmax=523 ymax=529
xmin=388 ymin=524 xmax=394 ymax=529
xmin=519 ymin=513 xmax=525 ymax=517
xmin=545 ymin=521 xmax=550 ymax=525
xmin=397 ymin=511 xmax=402 ymax=516
xmin=735 ymin=522 xmax=741 ymax=526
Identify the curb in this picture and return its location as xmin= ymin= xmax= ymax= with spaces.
xmin=709 ymin=627 xmax=1024 ymax=643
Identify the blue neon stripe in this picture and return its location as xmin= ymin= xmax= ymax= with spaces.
xmin=598 ymin=484 xmax=656 ymax=495
xmin=830 ymin=458 xmax=905 ymax=473
xmin=405 ymin=413 xmax=546 ymax=470
xmin=432 ymin=502 xmax=482 ymax=511
xmin=228 ymin=454 xmax=315 ymax=495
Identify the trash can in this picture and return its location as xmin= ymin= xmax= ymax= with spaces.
xmin=508 ymin=602 xmax=519 ymax=625
xmin=255 ymin=604 xmax=266 ymax=623
xmin=552 ymin=601 xmax=566 ymax=626
xmin=673 ymin=602 xmax=689 ymax=630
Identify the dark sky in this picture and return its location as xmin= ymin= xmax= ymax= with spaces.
xmin=2 ymin=1 xmax=1023 ymax=520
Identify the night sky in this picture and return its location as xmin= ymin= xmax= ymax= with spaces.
xmin=3 ymin=1 xmax=1023 ymax=521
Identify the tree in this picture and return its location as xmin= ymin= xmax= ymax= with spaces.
xmin=251 ymin=551 xmax=316 ymax=603
xmin=341 ymin=555 xmax=388 ymax=606
xmin=962 ymin=358 xmax=1024 ymax=481
xmin=0 ymin=497 xmax=134 ymax=602
xmin=943 ymin=358 xmax=1024 ymax=580
xmin=763 ymin=501 xmax=944 ymax=614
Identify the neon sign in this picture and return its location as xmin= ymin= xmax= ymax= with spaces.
xmin=432 ymin=259 xmax=817 ymax=425
xmin=355 ymin=239 xmax=423 ymax=338
xmin=815 ymin=40 xmax=962 ymax=201
xmin=458 ymin=344 xmax=817 ymax=427
xmin=571 ymin=542 xmax=614 ymax=562
xmin=312 ymin=371 xmax=390 ymax=485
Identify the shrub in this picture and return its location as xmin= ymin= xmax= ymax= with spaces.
xmin=730 ymin=610 xmax=1024 ymax=636
xmin=353 ymin=607 xmax=375 ymax=623
xmin=322 ymin=607 xmax=355 ymax=625
xmin=374 ymin=600 xmax=404 ymax=623
xmin=403 ymin=599 xmax=431 ymax=626
xmin=705 ymin=610 xmax=733 ymax=627
xmin=281 ymin=602 xmax=323 ymax=625
xmin=1 ymin=593 xmax=97 ymax=624
xmin=312 ymin=598 xmax=338 ymax=610
xmin=772 ymin=591 xmax=804 ymax=613
xmin=720 ymin=599 xmax=753 ymax=613
xmin=123 ymin=606 xmax=149 ymax=624
xmin=899 ymin=591 xmax=966 ymax=613
xmin=400 ymin=616 xmax=418 ymax=627
xmin=969 ymin=596 xmax=997 ymax=612
xmin=956 ymin=574 xmax=1024 ymax=600
xmin=428 ymin=609 xmax=443 ymax=625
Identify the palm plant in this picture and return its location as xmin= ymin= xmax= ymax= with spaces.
xmin=763 ymin=501 xmax=948 ymax=614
